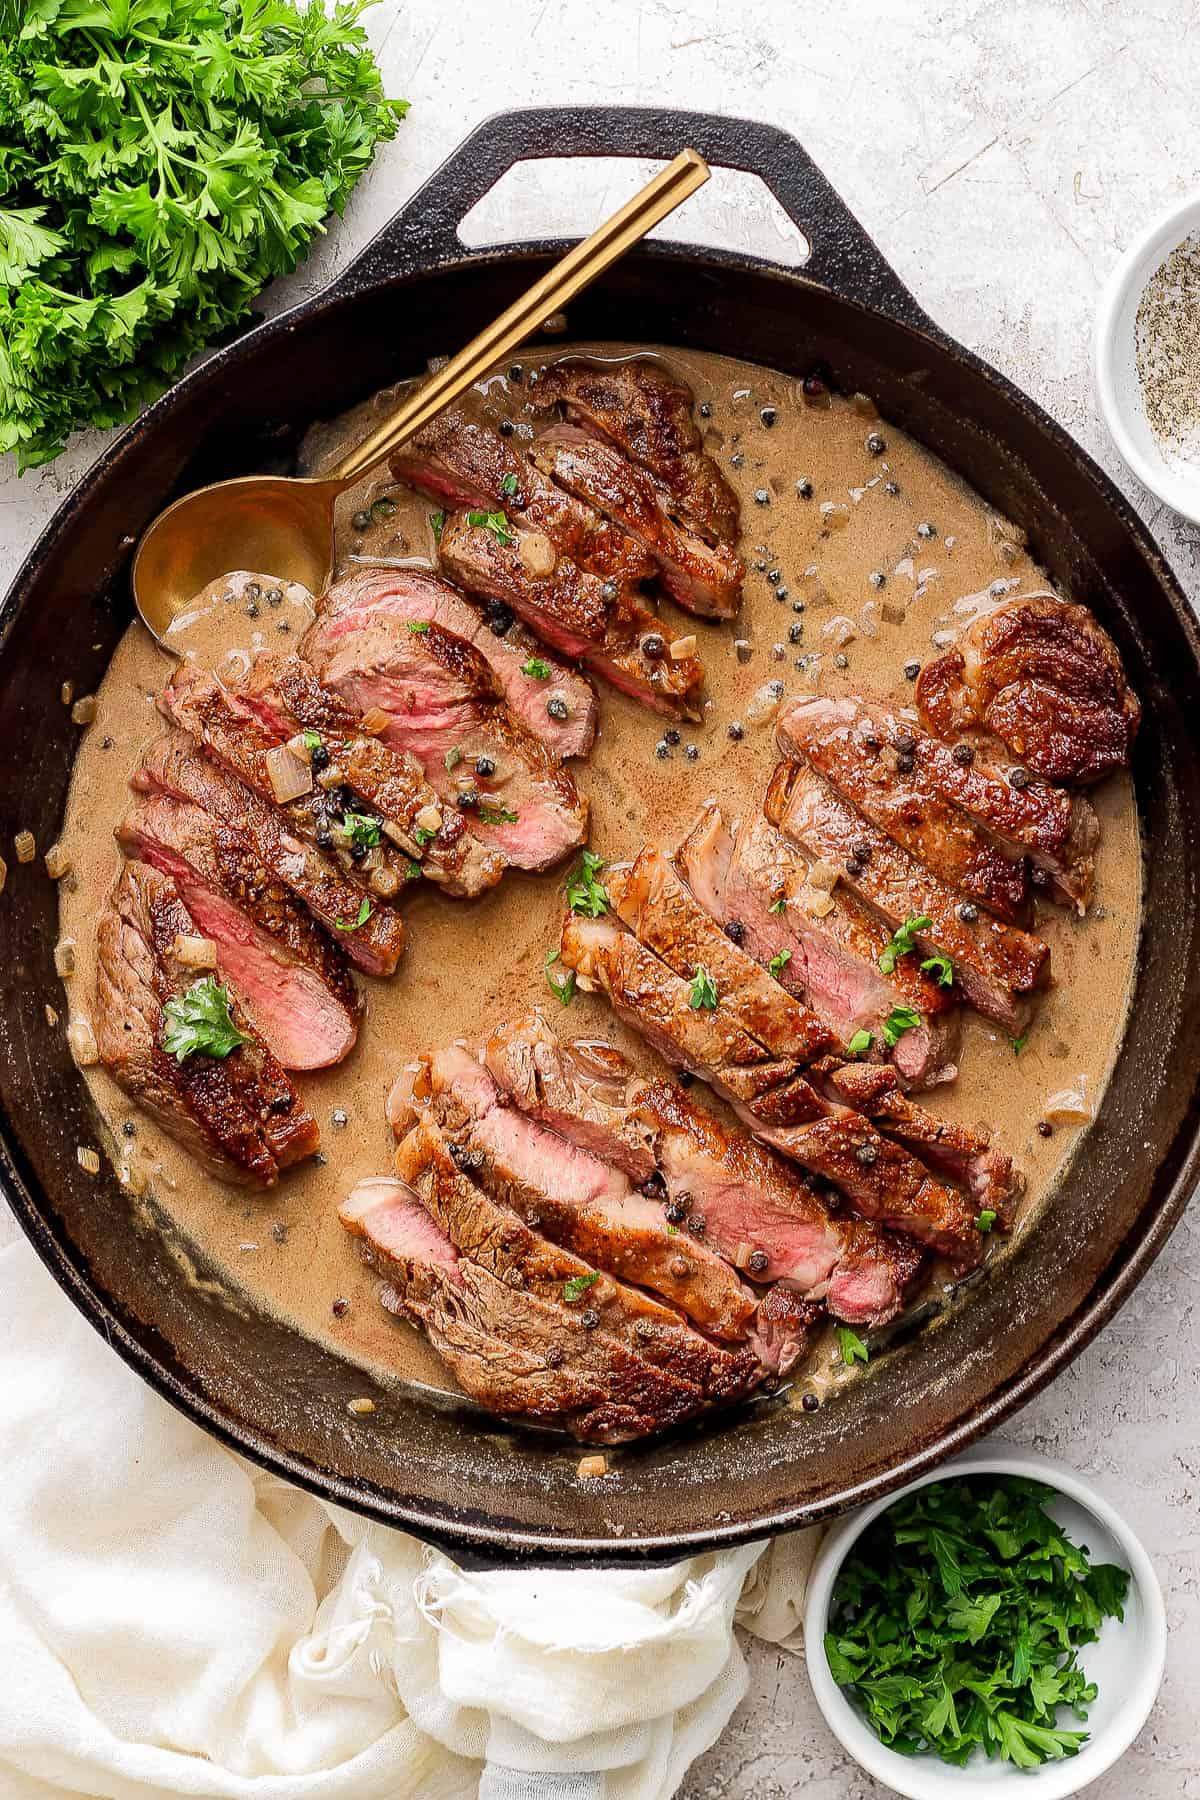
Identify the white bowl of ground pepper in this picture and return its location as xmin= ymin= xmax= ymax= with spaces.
xmin=1095 ymin=194 xmax=1200 ymax=522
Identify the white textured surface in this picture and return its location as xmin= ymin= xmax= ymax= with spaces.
xmin=2 ymin=2 xmax=1198 ymax=1793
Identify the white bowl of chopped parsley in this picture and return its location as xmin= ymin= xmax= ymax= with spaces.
xmin=804 ymin=1446 xmax=1165 ymax=1796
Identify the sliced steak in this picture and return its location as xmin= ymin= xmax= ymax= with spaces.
xmin=118 ymin=795 xmax=361 ymax=1070
xmin=393 ymin=1117 xmax=762 ymax=1433
xmin=606 ymin=844 xmax=835 ymax=1063
xmin=134 ymin=733 xmax=407 ymax=977
xmin=560 ymin=913 xmax=981 ymax=1267
xmin=765 ymin=761 xmax=1051 ymax=1035
xmin=390 ymin=407 xmax=654 ymax=587
xmin=399 ymin=1042 xmax=757 ymax=1341
xmin=483 ymin=1013 xmax=926 ymax=1328
xmin=305 ymin=568 xmax=598 ymax=762
xmin=784 ymin=691 xmax=1098 ymax=910
xmin=231 ymin=652 xmax=505 ymax=897
xmin=438 ymin=509 xmax=705 ymax=719
xmin=301 ymin=601 xmax=589 ymax=874
xmin=776 ymin=694 xmax=1030 ymax=923
xmin=916 ymin=594 xmax=1140 ymax=784
xmin=531 ymin=425 xmax=744 ymax=618
xmin=675 ymin=803 xmax=960 ymax=1089
xmin=530 ymin=357 xmax=741 ymax=543
xmin=95 ymin=861 xmax=319 ymax=1184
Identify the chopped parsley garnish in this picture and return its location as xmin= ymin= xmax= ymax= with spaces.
xmin=769 ymin=896 xmax=788 ymax=914
xmin=414 ymin=825 xmax=437 ymax=846
xmin=522 ymin=656 xmax=553 ymax=680
xmin=690 ymin=965 xmax=719 ymax=1010
xmin=544 ymin=949 xmax=576 ymax=1006
xmin=341 ymin=810 xmax=381 ymax=849
xmin=836 ymin=1326 xmax=869 ymax=1366
xmin=467 ymin=508 xmax=515 ymax=546
xmin=976 ymin=1210 xmax=997 ymax=1233
xmin=921 ymin=948 xmax=955 ymax=987
xmin=882 ymin=1005 xmax=922 ymax=1048
xmin=405 ymin=860 xmax=421 ymax=881
xmin=334 ymin=898 xmax=372 ymax=932
xmin=301 ymin=729 xmax=322 ymax=754
xmin=407 ymin=620 xmax=431 ymax=634
xmin=161 ymin=978 xmax=249 ymax=1064
xmin=566 ymin=849 xmax=609 ymax=918
xmin=429 ymin=511 xmax=445 ymax=542
xmin=478 ymin=805 xmax=519 ymax=826
xmin=768 ymin=948 xmax=792 ymax=978
xmin=562 ymin=1272 xmax=599 ymax=1304
xmin=878 ymin=913 xmax=933 ymax=974
xmin=500 ymin=472 xmax=519 ymax=496
xmin=825 ymin=1475 xmax=1130 ymax=1769
xmin=1012 ymin=1032 xmax=1029 ymax=1056
xmin=846 ymin=1029 xmax=873 ymax=1056
xmin=444 ymin=746 xmax=462 ymax=771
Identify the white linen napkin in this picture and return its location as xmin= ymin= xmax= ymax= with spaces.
xmin=0 ymin=1238 xmax=818 ymax=1800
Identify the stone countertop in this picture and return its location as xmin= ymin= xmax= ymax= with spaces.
xmin=2 ymin=2 xmax=1197 ymax=1793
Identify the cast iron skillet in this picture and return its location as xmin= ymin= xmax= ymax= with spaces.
xmin=2 ymin=108 xmax=1198 ymax=1566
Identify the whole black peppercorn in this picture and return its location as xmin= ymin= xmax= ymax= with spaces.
xmin=600 ymin=579 xmax=619 ymax=604
xmin=731 ymin=452 xmax=745 ymax=469
xmin=754 ymin=559 xmax=767 ymax=573
xmin=498 ymin=418 xmax=514 ymax=436
xmin=869 ymin=570 xmax=886 ymax=588
xmin=767 ymin=567 xmax=781 ymax=584
xmin=884 ymin=480 xmax=900 ymax=496
xmin=748 ymin=1249 xmax=770 ymax=1275
xmin=316 ymin=828 xmax=332 ymax=849
xmin=457 ymin=788 xmax=479 ymax=811
xmin=351 ymin=510 xmax=371 ymax=531
xmin=724 ymin=919 xmax=746 ymax=945
xmin=1009 ymin=766 xmax=1031 ymax=790
xmin=792 ymin=598 xmax=806 ymax=614
xmin=896 ymin=752 xmax=915 ymax=775
xmin=789 ymin=622 xmax=803 ymax=643
xmin=727 ymin=720 xmax=744 ymax=741
xmin=665 ymin=1202 xmax=686 ymax=1225
xmin=580 ymin=1308 xmax=600 ymax=1330
xmin=122 ymin=1119 xmax=136 ymax=1137
xmin=904 ymin=660 xmax=921 ymax=680
xmin=855 ymin=1141 xmax=879 ymax=1167
xmin=509 ymin=363 xmax=523 ymax=382
xmin=332 ymin=1297 xmax=350 ymax=1318
xmin=845 ymin=856 xmax=864 ymax=878
xmin=545 ymin=1345 xmax=565 ymax=1368
xmin=796 ymin=478 xmax=813 ymax=498
xmin=866 ymin=432 xmax=886 ymax=455
xmin=350 ymin=841 xmax=367 ymax=862
xmin=687 ymin=1213 xmax=706 ymax=1236
xmin=642 ymin=632 xmax=666 ymax=660
xmin=1037 ymin=1120 xmax=1054 ymax=1138
xmin=685 ymin=743 xmax=700 ymax=762
xmin=853 ymin=840 xmax=872 ymax=860
xmin=754 ymin=488 xmax=770 ymax=506
xmin=833 ymin=652 xmax=850 ymax=670
xmin=1031 ymin=865 xmax=1049 ymax=888
xmin=698 ymin=401 xmax=712 ymax=418
xmin=760 ymin=405 xmax=777 ymax=427
xmin=655 ymin=739 xmax=670 ymax=760
xmin=775 ymin=585 xmax=789 ymax=602
xmin=952 ymin=743 xmax=975 ymax=765
xmin=311 ymin=743 xmax=330 ymax=770
xmin=801 ymin=1392 xmax=820 ymax=1413
xmin=802 ymin=374 xmax=825 ymax=398
xmin=641 ymin=1170 xmax=667 ymax=1200
xmin=958 ymin=901 xmax=979 ymax=924
xmin=862 ymin=732 xmax=881 ymax=751
xmin=665 ymin=727 xmax=681 ymax=746
xmin=893 ymin=731 xmax=916 ymax=754
xmin=677 ymin=1071 xmax=694 ymax=1088
xmin=475 ymin=754 xmax=496 ymax=778
xmin=916 ymin=520 xmax=936 ymax=539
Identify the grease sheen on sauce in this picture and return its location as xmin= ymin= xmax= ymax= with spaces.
xmin=57 ymin=343 xmax=1143 ymax=1411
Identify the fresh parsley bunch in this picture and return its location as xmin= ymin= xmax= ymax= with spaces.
xmin=0 ymin=0 xmax=406 ymax=468
xmin=826 ymin=1476 xmax=1130 ymax=1769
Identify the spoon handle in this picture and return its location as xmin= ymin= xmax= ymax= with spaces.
xmin=328 ymin=148 xmax=710 ymax=485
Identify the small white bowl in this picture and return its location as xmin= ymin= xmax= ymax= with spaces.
xmin=804 ymin=1444 xmax=1166 ymax=1799
xmin=1094 ymin=192 xmax=1200 ymax=523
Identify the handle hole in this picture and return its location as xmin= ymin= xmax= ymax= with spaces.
xmin=456 ymin=158 xmax=811 ymax=268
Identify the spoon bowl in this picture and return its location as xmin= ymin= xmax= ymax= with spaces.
xmin=131 ymin=148 xmax=710 ymax=642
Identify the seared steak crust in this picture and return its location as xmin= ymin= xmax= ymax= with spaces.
xmin=916 ymin=594 xmax=1140 ymax=784
xmin=765 ymin=761 xmax=1051 ymax=1034
xmin=530 ymin=357 xmax=741 ymax=544
xmin=776 ymin=695 xmax=1030 ymax=923
xmin=95 ymin=861 xmax=318 ymax=1185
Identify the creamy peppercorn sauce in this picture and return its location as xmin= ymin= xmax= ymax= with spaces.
xmin=57 ymin=344 xmax=1142 ymax=1411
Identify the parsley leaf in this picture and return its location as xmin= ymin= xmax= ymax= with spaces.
xmin=562 ymin=1272 xmax=599 ymax=1304
xmin=769 ymin=896 xmax=788 ymax=914
xmin=879 ymin=914 xmax=934 ymax=975
xmin=566 ymin=849 xmax=609 ymax=918
xmin=444 ymin=746 xmax=462 ymax=772
xmin=407 ymin=620 xmax=431 ymax=634
xmin=341 ymin=810 xmax=381 ymax=849
xmin=500 ymin=472 xmax=519 ymax=496
xmin=846 ymin=1029 xmax=873 ymax=1056
xmin=1012 ymin=1032 xmax=1029 ymax=1056
xmin=544 ymin=949 xmax=576 ymax=1006
xmin=826 ymin=1475 xmax=1129 ymax=1770
xmin=414 ymin=825 xmax=437 ymax=845
xmin=976 ymin=1209 xmax=997 ymax=1233
xmin=836 ymin=1326 xmax=869 ymax=1366
xmin=690 ymin=964 xmax=718 ymax=1010
xmin=0 ymin=0 xmax=406 ymax=469
xmin=334 ymin=898 xmax=372 ymax=932
xmin=467 ymin=509 xmax=515 ymax=546
xmin=522 ymin=656 xmax=552 ymax=680
xmin=161 ymin=977 xmax=249 ymax=1064
xmin=429 ymin=511 xmax=445 ymax=542
xmin=478 ymin=804 xmax=519 ymax=826
xmin=920 ymin=948 xmax=954 ymax=987
xmin=882 ymin=1005 xmax=922 ymax=1048
xmin=301 ymin=729 xmax=322 ymax=754
xmin=768 ymin=948 xmax=792 ymax=977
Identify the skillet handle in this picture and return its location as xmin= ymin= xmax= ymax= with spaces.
xmin=329 ymin=105 xmax=935 ymax=334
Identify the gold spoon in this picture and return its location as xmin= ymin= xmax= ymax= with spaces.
xmin=133 ymin=149 xmax=711 ymax=644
